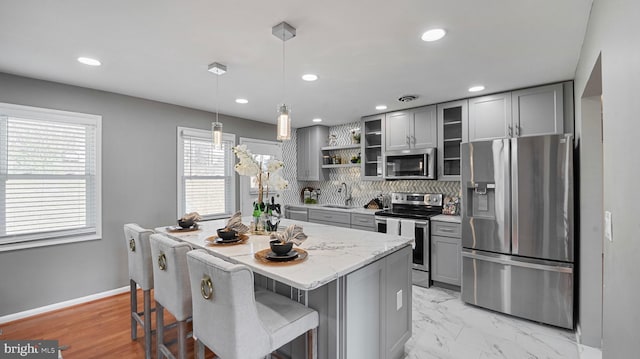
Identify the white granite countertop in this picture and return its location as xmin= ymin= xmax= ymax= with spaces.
xmin=156 ymin=217 xmax=410 ymax=291
xmin=430 ymin=214 xmax=461 ymax=223
xmin=285 ymin=203 xmax=380 ymax=215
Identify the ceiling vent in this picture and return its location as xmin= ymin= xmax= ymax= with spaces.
xmin=398 ymin=95 xmax=418 ymax=103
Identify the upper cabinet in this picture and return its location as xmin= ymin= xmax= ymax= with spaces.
xmin=468 ymin=83 xmax=565 ymax=142
xmin=361 ymin=114 xmax=384 ymax=181
xmin=512 ymin=83 xmax=564 ymax=137
xmin=437 ymin=100 xmax=468 ymax=181
xmin=297 ymin=125 xmax=328 ymax=181
xmin=385 ymin=105 xmax=437 ymax=152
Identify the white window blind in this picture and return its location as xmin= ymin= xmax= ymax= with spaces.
xmin=178 ymin=128 xmax=235 ymax=220
xmin=0 ymin=103 xmax=102 ymax=250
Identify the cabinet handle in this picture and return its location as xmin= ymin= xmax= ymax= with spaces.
xmin=406 ymin=136 xmax=410 ymax=145
xmin=411 ymin=135 xmax=416 ymax=144
xmin=439 ymin=228 xmax=455 ymax=233
xmin=508 ymin=125 xmax=513 ymax=137
xmin=515 ymin=125 xmax=521 ymax=136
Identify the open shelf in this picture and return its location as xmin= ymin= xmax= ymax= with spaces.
xmin=444 ymin=157 xmax=461 ymax=161
xmin=321 ymin=144 xmax=361 ymax=151
xmin=444 ymin=138 xmax=463 ymax=142
xmin=322 ymin=163 xmax=360 ymax=168
xmin=443 ymin=120 xmax=462 ymax=125
xmin=365 ymin=145 xmax=382 ymax=149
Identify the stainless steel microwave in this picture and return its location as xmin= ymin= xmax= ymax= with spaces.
xmin=384 ymin=148 xmax=436 ymax=180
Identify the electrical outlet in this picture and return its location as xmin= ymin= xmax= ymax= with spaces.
xmin=604 ymin=211 xmax=613 ymax=242
xmin=396 ymin=290 xmax=403 ymax=310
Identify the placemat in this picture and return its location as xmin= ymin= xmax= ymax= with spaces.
xmin=205 ymin=233 xmax=249 ymax=246
xmin=254 ymin=248 xmax=308 ymax=266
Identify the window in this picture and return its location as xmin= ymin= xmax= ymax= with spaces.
xmin=177 ymin=127 xmax=235 ymax=220
xmin=0 ymin=103 xmax=102 ymax=251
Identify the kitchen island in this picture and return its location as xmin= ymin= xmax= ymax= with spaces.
xmin=157 ymin=217 xmax=412 ymax=359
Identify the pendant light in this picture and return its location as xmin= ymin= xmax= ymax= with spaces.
xmin=208 ymin=62 xmax=227 ymax=149
xmin=272 ymin=22 xmax=296 ymax=141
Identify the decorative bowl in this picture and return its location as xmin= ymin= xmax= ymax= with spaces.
xmin=270 ymin=240 xmax=293 ymax=256
xmin=178 ymin=218 xmax=195 ymax=228
xmin=217 ymin=228 xmax=238 ymax=241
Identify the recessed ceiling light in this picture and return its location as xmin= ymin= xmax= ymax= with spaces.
xmin=312 ymin=118 xmax=322 ymax=123
xmin=375 ymin=105 xmax=387 ymax=111
xmin=302 ymin=74 xmax=318 ymax=81
xmin=468 ymin=85 xmax=485 ymax=92
xmin=235 ymin=98 xmax=248 ymax=104
xmin=421 ymin=29 xmax=446 ymax=42
xmin=77 ymin=57 xmax=101 ymax=66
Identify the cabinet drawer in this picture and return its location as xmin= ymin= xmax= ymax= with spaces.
xmin=431 ymin=221 xmax=461 ymax=238
xmin=351 ymin=213 xmax=375 ymax=228
xmin=308 ymin=209 xmax=351 ymax=225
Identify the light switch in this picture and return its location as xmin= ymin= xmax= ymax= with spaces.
xmin=396 ymin=290 xmax=402 ymax=311
xmin=604 ymin=211 xmax=613 ymax=242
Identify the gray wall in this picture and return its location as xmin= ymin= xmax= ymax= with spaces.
xmin=0 ymin=72 xmax=276 ymax=316
xmin=574 ymin=0 xmax=640 ymax=355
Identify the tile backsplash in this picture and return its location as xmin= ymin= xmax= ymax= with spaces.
xmin=278 ymin=122 xmax=461 ymax=208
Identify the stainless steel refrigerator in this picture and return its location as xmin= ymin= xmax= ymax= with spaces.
xmin=460 ymin=134 xmax=574 ymax=329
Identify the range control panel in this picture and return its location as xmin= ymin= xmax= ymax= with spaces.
xmin=391 ymin=192 xmax=443 ymax=206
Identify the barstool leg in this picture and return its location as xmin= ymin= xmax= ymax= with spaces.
xmin=143 ymin=289 xmax=152 ymax=359
xmin=156 ymin=302 xmax=164 ymax=359
xmin=195 ymin=339 xmax=205 ymax=359
xmin=177 ymin=320 xmax=187 ymax=359
xmin=306 ymin=327 xmax=317 ymax=359
xmin=130 ymin=280 xmax=138 ymax=340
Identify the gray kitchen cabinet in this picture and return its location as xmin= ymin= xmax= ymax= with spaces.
xmin=512 ymin=83 xmax=564 ymax=137
xmin=437 ymin=99 xmax=468 ymax=181
xmin=284 ymin=205 xmax=308 ymax=222
xmin=361 ymin=115 xmax=385 ymax=181
xmin=297 ymin=125 xmax=329 ymax=181
xmin=346 ymin=245 xmax=411 ymax=359
xmin=468 ymin=83 xmax=566 ymax=142
xmin=308 ymin=208 xmax=351 ymax=228
xmin=430 ymin=221 xmax=461 ymax=287
xmin=350 ymin=213 xmax=376 ymax=231
xmin=385 ymin=105 xmax=437 ymax=152
xmin=468 ymin=92 xmax=512 ymax=142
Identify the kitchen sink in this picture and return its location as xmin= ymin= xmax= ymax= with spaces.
xmin=321 ymin=204 xmax=354 ymax=209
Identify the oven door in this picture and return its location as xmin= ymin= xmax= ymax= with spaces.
xmin=375 ymin=216 xmax=430 ymax=287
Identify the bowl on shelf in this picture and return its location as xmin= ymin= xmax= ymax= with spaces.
xmin=177 ymin=218 xmax=195 ymax=228
xmin=217 ymin=228 xmax=238 ymax=241
xmin=269 ymin=240 xmax=293 ymax=256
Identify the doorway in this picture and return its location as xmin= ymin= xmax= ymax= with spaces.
xmin=578 ymin=54 xmax=603 ymax=348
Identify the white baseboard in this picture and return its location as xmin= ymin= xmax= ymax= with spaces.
xmin=579 ymin=344 xmax=602 ymax=359
xmin=0 ymin=286 xmax=129 ymax=324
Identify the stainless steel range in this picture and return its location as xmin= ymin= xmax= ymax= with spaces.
xmin=375 ymin=192 xmax=443 ymax=287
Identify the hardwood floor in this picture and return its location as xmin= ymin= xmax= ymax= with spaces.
xmin=0 ymin=289 xmax=215 ymax=359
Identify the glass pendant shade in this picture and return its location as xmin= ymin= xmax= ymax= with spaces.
xmin=277 ymin=104 xmax=291 ymax=140
xmin=212 ymin=121 xmax=223 ymax=149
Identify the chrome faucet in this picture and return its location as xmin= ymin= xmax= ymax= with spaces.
xmin=338 ymin=182 xmax=352 ymax=206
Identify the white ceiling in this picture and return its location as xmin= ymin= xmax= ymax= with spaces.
xmin=0 ymin=0 xmax=592 ymax=128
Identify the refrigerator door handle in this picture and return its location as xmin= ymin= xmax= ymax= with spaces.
xmin=462 ymin=251 xmax=573 ymax=274
xmin=511 ymin=137 xmax=519 ymax=254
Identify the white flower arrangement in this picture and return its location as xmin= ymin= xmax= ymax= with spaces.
xmin=232 ymin=145 xmax=289 ymax=203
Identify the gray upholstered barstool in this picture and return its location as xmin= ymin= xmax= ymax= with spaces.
xmin=186 ymin=249 xmax=319 ymax=359
xmin=123 ymin=223 xmax=155 ymax=359
xmin=149 ymin=233 xmax=193 ymax=359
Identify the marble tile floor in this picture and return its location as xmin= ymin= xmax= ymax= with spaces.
xmin=405 ymin=285 xmax=583 ymax=359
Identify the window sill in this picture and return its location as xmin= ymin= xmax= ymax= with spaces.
xmin=0 ymin=234 xmax=102 ymax=253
